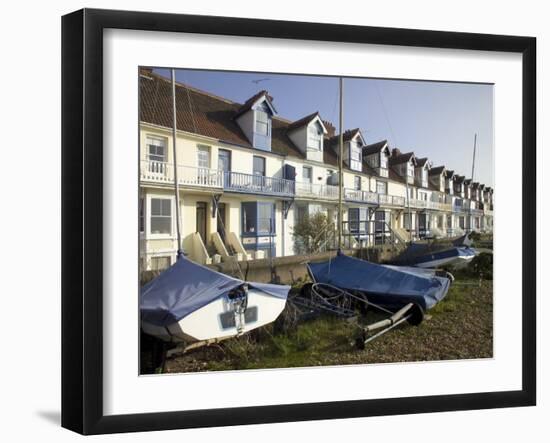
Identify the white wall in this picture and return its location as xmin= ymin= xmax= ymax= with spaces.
xmin=0 ymin=1 xmax=546 ymax=443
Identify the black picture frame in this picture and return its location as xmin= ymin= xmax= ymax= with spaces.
xmin=61 ymin=8 xmax=536 ymax=435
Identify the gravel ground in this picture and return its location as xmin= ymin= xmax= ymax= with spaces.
xmin=156 ymin=277 xmax=493 ymax=374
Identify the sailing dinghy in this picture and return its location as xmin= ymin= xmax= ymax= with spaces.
xmin=141 ymin=255 xmax=290 ymax=344
xmin=308 ymin=252 xmax=451 ymax=311
xmin=393 ymin=241 xmax=477 ymax=269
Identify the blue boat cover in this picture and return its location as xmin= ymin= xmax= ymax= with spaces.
xmin=141 ymin=256 xmax=290 ymax=327
xmin=308 ymin=253 xmax=450 ymax=311
xmin=396 ymin=243 xmax=476 ymax=266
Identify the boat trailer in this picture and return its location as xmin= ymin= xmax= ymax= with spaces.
xmin=291 ymin=282 xmax=425 ymax=349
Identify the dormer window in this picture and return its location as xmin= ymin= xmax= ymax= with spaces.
xmin=380 ymin=152 xmax=388 ymax=169
xmin=308 ymin=124 xmax=323 ymax=151
xmin=349 ymin=140 xmax=362 ymax=171
xmin=255 ymin=109 xmax=270 ymax=136
xmin=421 ymin=168 xmax=428 ymax=187
xmin=287 ymin=114 xmax=327 ymax=162
xmin=407 ymin=162 xmax=414 ymax=177
xmin=235 ymin=92 xmax=276 ymax=152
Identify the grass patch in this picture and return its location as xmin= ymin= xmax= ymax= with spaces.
xmin=160 ymin=272 xmax=493 ymax=374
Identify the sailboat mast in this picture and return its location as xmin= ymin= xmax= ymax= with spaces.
xmin=405 ymin=169 xmax=412 ymax=243
xmin=337 ymin=77 xmax=344 ymax=251
xmin=469 ymin=133 xmax=477 ymax=233
xmin=471 ymin=133 xmax=477 ymax=181
xmin=171 ymin=69 xmax=183 ymax=257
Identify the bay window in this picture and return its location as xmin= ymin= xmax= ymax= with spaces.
xmin=242 ymin=202 xmax=275 ymax=235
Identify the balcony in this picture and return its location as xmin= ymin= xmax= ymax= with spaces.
xmin=295 ymin=181 xmax=339 ymax=200
xmin=345 ymin=189 xmax=379 ymax=204
xmin=141 ymin=160 xmax=224 ymax=188
xmin=224 ymin=171 xmax=294 ymax=197
xmin=344 ymin=189 xmax=405 ymax=207
xmin=378 ymin=194 xmax=406 ymax=207
xmin=140 ymin=160 xmax=293 ymax=197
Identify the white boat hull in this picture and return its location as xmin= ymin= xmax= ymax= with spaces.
xmin=415 ymin=255 xmax=475 ymax=269
xmin=142 ymin=289 xmax=286 ymax=343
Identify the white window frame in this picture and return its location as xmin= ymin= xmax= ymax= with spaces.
xmin=354 ymin=176 xmax=361 ymax=191
xmin=146 ymin=135 xmax=167 ymax=163
xmin=255 ymin=110 xmax=270 ymax=136
xmin=148 ymin=196 xmax=173 ymax=238
xmin=307 ymin=124 xmax=322 ymax=151
xmin=407 ymin=162 xmax=414 ymax=177
xmin=380 ymin=152 xmax=388 ymax=169
xmin=197 ymin=145 xmax=211 ymax=169
xmin=376 ymin=180 xmax=387 ymax=195
xmin=303 ymin=166 xmax=313 ymax=183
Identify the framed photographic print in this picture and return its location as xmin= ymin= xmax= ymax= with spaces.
xmin=61 ymin=8 xmax=536 ymax=435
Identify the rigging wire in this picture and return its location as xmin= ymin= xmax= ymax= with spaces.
xmin=180 ymin=70 xmax=198 ymax=134
xmin=374 ymin=80 xmax=399 ymax=148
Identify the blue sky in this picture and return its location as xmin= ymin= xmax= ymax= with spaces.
xmin=154 ymin=68 xmax=494 ymax=187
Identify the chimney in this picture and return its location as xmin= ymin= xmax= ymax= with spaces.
xmin=391 ymin=147 xmax=402 ymax=157
xmin=322 ymin=120 xmax=336 ymax=138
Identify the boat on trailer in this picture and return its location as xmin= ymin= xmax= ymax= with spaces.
xmin=394 ymin=237 xmax=477 ymax=269
xmin=307 ymin=252 xmax=451 ymax=312
xmin=141 ymin=255 xmax=290 ymax=345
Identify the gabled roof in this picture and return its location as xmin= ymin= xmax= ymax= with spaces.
xmin=445 ymin=169 xmax=455 ymax=179
xmin=455 ymin=175 xmax=466 ymax=183
xmin=327 ymin=128 xmax=365 ymax=148
xmin=287 ymin=112 xmax=328 ymax=134
xmin=429 ymin=165 xmax=446 ymax=175
xmin=472 ymin=182 xmax=480 ymax=189
xmin=140 ymin=71 xmax=302 ymax=159
xmin=389 ymin=151 xmax=416 ymax=166
xmin=464 ymin=179 xmax=472 ymax=186
xmin=416 ymin=157 xmax=430 ymax=168
xmin=343 ymin=128 xmax=364 ymax=143
xmin=363 ymin=140 xmax=389 ymax=156
xmin=234 ymin=90 xmax=276 ymax=118
xmin=140 ymin=70 xmax=486 ymax=190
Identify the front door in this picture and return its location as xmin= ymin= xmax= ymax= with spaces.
xmin=196 ymin=202 xmax=207 ymax=245
xmin=217 ymin=202 xmax=227 ymax=244
xmin=218 ymin=149 xmax=231 ymax=187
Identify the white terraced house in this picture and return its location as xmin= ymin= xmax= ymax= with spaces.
xmin=139 ymin=69 xmax=494 ymax=271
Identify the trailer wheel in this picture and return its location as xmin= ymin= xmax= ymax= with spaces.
xmin=407 ymin=303 xmax=425 ymax=326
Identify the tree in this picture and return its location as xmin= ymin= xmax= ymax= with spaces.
xmin=292 ymin=212 xmax=333 ymax=254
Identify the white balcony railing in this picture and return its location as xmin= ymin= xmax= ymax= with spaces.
xmin=141 ymin=160 xmax=294 ymax=196
xmin=140 ymin=160 xmax=468 ymax=213
xmin=140 ymin=160 xmax=223 ymax=188
xmin=295 ymin=181 xmax=339 ymax=200
xmin=345 ymin=189 xmax=379 ymax=204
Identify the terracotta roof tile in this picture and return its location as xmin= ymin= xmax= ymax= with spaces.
xmin=140 ymin=72 xmax=304 ymax=158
